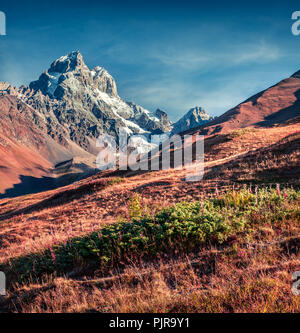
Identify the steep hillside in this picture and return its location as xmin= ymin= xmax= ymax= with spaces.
xmin=0 ymin=121 xmax=299 ymax=313
xmin=189 ymin=71 xmax=300 ymax=136
xmin=0 ymin=95 xmax=74 ymax=194
xmin=0 ymin=121 xmax=298 ymax=258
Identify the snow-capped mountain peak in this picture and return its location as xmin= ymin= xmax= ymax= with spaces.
xmin=50 ymin=51 xmax=86 ymax=73
xmin=172 ymin=107 xmax=212 ymax=134
xmin=15 ymin=51 xmax=172 ymax=153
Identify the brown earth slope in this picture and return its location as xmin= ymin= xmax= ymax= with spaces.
xmin=0 ymin=120 xmax=299 ymax=313
xmin=189 ymin=71 xmax=300 ymax=136
xmin=0 ymin=96 xmax=74 ymax=194
xmin=0 ymin=121 xmax=298 ymax=262
xmin=0 ymin=95 xmax=98 ymax=195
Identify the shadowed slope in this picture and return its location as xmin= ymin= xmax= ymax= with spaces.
xmin=0 ymin=95 xmax=74 ymax=194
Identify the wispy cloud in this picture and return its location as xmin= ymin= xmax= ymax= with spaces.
xmin=149 ymin=40 xmax=283 ymax=71
xmin=100 ymin=33 xmax=285 ymax=120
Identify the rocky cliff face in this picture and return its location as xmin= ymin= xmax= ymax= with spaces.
xmin=0 ymin=51 xmax=176 ymax=195
xmin=29 ymin=52 xmax=118 ymax=99
xmin=15 ymin=51 xmax=171 ymax=152
xmin=126 ymin=103 xmax=172 ymax=134
xmin=172 ymin=107 xmax=212 ymax=134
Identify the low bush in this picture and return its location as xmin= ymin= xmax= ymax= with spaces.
xmin=2 ymin=188 xmax=299 ymax=284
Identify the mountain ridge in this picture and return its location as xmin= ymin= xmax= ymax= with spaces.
xmin=0 ymin=51 xmax=212 ymax=161
xmin=1 ymin=51 xmax=299 ymax=196
xmin=0 ymin=51 xmax=210 ymax=195
xmin=186 ymin=71 xmax=300 ymax=136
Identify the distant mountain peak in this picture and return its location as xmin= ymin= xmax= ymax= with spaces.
xmin=187 ymin=107 xmax=211 ymax=119
xmin=172 ymin=106 xmax=212 ymax=134
xmin=0 ymin=82 xmax=16 ymax=95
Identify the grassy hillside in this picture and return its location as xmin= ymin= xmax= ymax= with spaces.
xmin=0 ymin=122 xmax=299 ymax=313
xmin=1 ymin=187 xmax=299 ymax=313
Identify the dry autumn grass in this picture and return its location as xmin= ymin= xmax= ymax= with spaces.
xmin=0 ymin=122 xmax=299 ymax=313
xmin=4 ymin=246 xmax=300 ymax=313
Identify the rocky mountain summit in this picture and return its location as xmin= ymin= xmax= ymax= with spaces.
xmin=0 ymin=51 xmax=211 ymax=194
xmin=0 ymin=52 xmax=213 ymax=186
xmin=1 ymin=52 xmax=211 ymax=159
xmin=0 ymin=82 xmax=17 ymax=96
xmin=9 ymin=51 xmax=173 ymax=154
xmin=172 ymin=107 xmax=212 ymax=134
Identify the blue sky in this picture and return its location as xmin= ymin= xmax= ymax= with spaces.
xmin=0 ymin=0 xmax=300 ymax=121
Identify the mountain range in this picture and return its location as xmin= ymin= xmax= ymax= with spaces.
xmin=0 ymin=51 xmax=211 ymax=194
xmin=0 ymin=51 xmax=300 ymax=196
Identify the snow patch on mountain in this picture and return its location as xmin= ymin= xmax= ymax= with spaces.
xmin=2 ymin=51 xmax=212 ymax=158
xmin=12 ymin=51 xmax=172 ymax=155
xmin=172 ymin=107 xmax=212 ymax=134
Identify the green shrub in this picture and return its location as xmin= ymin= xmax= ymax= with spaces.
xmin=107 ymin=177 xmax=124 ymax=186
xmin=2 ymin=188 xmax=299 ymax=284
xmin=128 ymin=194 xmax=142 ymax=219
